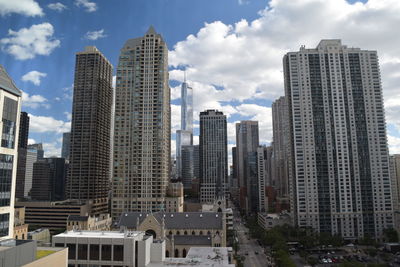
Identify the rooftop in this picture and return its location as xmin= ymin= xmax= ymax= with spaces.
xmin=0 ymin=65 xmax=22 ymax=96
xmin=54 ymin=230 xmax=144 ymax=239
xmin=148 ymin=247 xmax=234 ymax=267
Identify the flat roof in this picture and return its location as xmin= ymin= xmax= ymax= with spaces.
xmin=148 ymin=247 xmax=234 ymax=267
xmin=54 ymin=230 xmax=144 ymax=239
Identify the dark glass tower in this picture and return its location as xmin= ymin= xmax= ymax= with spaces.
xmin=66 ymin=46 xmax=113 ymax=215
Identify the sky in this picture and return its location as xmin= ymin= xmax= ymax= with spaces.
xmin=1 ymin=0 xmax=400 ymax=162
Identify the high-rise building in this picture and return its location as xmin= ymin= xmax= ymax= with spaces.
xmin=256 ymin=146 xmax=273 ymax=213
xmin=193 ymin=145 xmax=200 ymax=179
xmin=28 ymin=143 xmax=44 ymax=159
xmin=176 ymin=77 xmax=193 ymax=179
xmin=31 ymin=158 xmax=68 ymax=201
xmin=272 ymin=97 xmax=290 ymax=199
xmin=284 ymin=40 xmax=393 ymax=239
xmin=0 ymin=65 xmax=22 ymax=239
xmin=199 ymin=110 xmax=228 ymax=204
xmin=112 ymin=27 xmax=170 ymax=218
xmin=390 ymin=155 xmax=400 ymax=233
xmin=61 ymin=132 xmax=71 ymax=160
xmin=235 ymin=121 xmax=259 ymax=213
xmin=18 ymin=112 xmax=29 ymax=149
xmin=66 ymin=46 xmax=113 ymax=215
xmin=15 ymin=147 xmax=37 ymax=199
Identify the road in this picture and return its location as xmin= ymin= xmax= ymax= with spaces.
xmin=234 ymin=216 xmax=272 ymax=267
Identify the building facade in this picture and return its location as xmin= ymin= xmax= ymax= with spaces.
xmin=18 ymin=112 xmax=29 ymax=149
xmin=199 ymin=110 xmax=228 ymax=204
xmin=390 ymin=155 xmax=400 ymax=233
xmin=66 ymin=46 xmax=113 ymax=215
xmin=61 ymin=132 xmax=70 ymax=161
xmin=0 ymin=65 xmax=22 ymax=240
xmin=235 ymin=121 xmax=259 ymax=213
xmin=112 ymin=27 xmax=170 ymax=218
xmin=284 ymin=40 xmax=393 ymax=239
xmin=31 ymin=158 xmax=68 ymax=201
xmin=181 ymin=145 xmax=195 ymax=189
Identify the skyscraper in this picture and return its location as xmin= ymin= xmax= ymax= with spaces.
xmin=256 ymin=146 xmax=273 ymax=213
xmin=66 ymin=46 xmax=113 ymax=215
xmin=0 ymin=65 xmax=22 ymax=239
xmin=112 ymin=27 xmax=170 ymax=218
xmin=284 ymin=40 xmax=392 ymax=239
xmin=199 ymin=110 xmax=227 ymax=204
xmin=61 ymin=132 xmax=71 ymax=160
xmin=272 ymin=96 xmax=290 ymax=199
xmin=181 ymin=145 xmax=195 ymax=188
xmin=235 ymin=121 xmax=259 ymax=213
xmin=16 ymin=147 xmax=37 ymax=199
xmin=18 ymin=112 xmax=29 ymax=149
xmin=176 ymin=77 xmax=193 ymax=181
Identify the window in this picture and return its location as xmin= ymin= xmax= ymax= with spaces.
xmin=0 ymin=154 xmax=13 ymax=207
xmin=90 ymin=244 xmax=99 ymax=260
xmin=113 ymin=245 xmax=124 ymax=261
xmin=101 ymin=245 xmax=111 ymax=260
xmin=78 ymin=244 xmax=88 ymax=260
xmin=0 ymin=213 xmax=9 ymax=237
xmin=67 ymin=243 xmax=76 ymax=259
xmin=1 ymin=97 xmax=17 ymax=149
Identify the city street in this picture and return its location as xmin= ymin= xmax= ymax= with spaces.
xmin=234 ymin=215 xmax=271 ymax=267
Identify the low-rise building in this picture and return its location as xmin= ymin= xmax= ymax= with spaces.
xmin=15 ymin=200 xmax=92 ymax=231
xmin=28 ymin=228 xmax=50 ymax=246
xmin=53 ymin=230 xmax=165 ymax=267
xmin=66 ymin=213 xmax=111 ymax=231
xmin=258 ymin=212 xmax=291 ymax=230
xmin=14 ymin=207 xmax=28 ymax=240
xmin=118 ymin=211 xmax=226 ymax=258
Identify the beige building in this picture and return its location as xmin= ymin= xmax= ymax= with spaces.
xmin=23 ymin=247 xmax=68 ymax=267
xmin=66 ymin=213 xmax=111 ymax=231
xmin=112 ymin=26 xmax=170 ymax=218
xmin=15 ymin=200 xmax=92 ymax=231
xmin=14 ymin=207 xmax=28 ymax=240
xmin=165 ymin=182 xmax=184 ymax=212
xmin=118 ymin=211 xmax=226 ymax=258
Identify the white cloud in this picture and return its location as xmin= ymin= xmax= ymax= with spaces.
xmin=64 ymin=111 xmax=72 ymax=120
xmin=47 ymin=2 xmax=67 ymax=12
xmin=21 ymin=70 xmax=47 ymax=86
xmin=28 ymin=138 xmax=36 ymax=145
xmin=169 ymin=0 xmax=400 ymax=153
xmin=0 ymin=0 xmax=43 ymax=17
xmin=43 ymin=142 xmax=61 ymax=157
xmin=74 ymin=0 xmax=97 ymax=12
xmin=28 ymin=113 xmax=70 ymax=133
xmin=22 ymin=91 xmax=50 ymax=109
xmin=84 ymin=29 xmax=106 ymax=40
xmin=388 ymin=135 xmax=400 ymax=154
xmin=0 ymin=23 xmax=60 ymax=60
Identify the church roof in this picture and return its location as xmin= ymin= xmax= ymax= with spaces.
xmin=118 ymin=212 xmax=223 ymax=230
xmin=167 ymin=235 xmax=212 ymax=246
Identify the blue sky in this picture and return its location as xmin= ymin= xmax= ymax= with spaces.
xmin=1 ymin=0 xmax=400 ymax=159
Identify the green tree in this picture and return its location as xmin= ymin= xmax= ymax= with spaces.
xmin=383 ymin=228 xmax=399 ymax=242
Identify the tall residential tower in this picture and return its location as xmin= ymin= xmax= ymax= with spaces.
xmin=112 ymin=27 xmax=170 ymax=218
xmin=66 ymin=46 xmax=113 ymax=215
xmin=284 ymin=40 xmax=392 ymax=239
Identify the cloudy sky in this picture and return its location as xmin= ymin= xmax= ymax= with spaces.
xmin=1 ymin=0 xmax=400 ymax=160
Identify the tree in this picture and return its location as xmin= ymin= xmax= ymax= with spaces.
xmin=383 ymin=228 xmax=399 ymax=242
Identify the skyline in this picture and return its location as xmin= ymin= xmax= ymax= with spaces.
xmin=1 ymin=0 xmax=400 ymax=164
